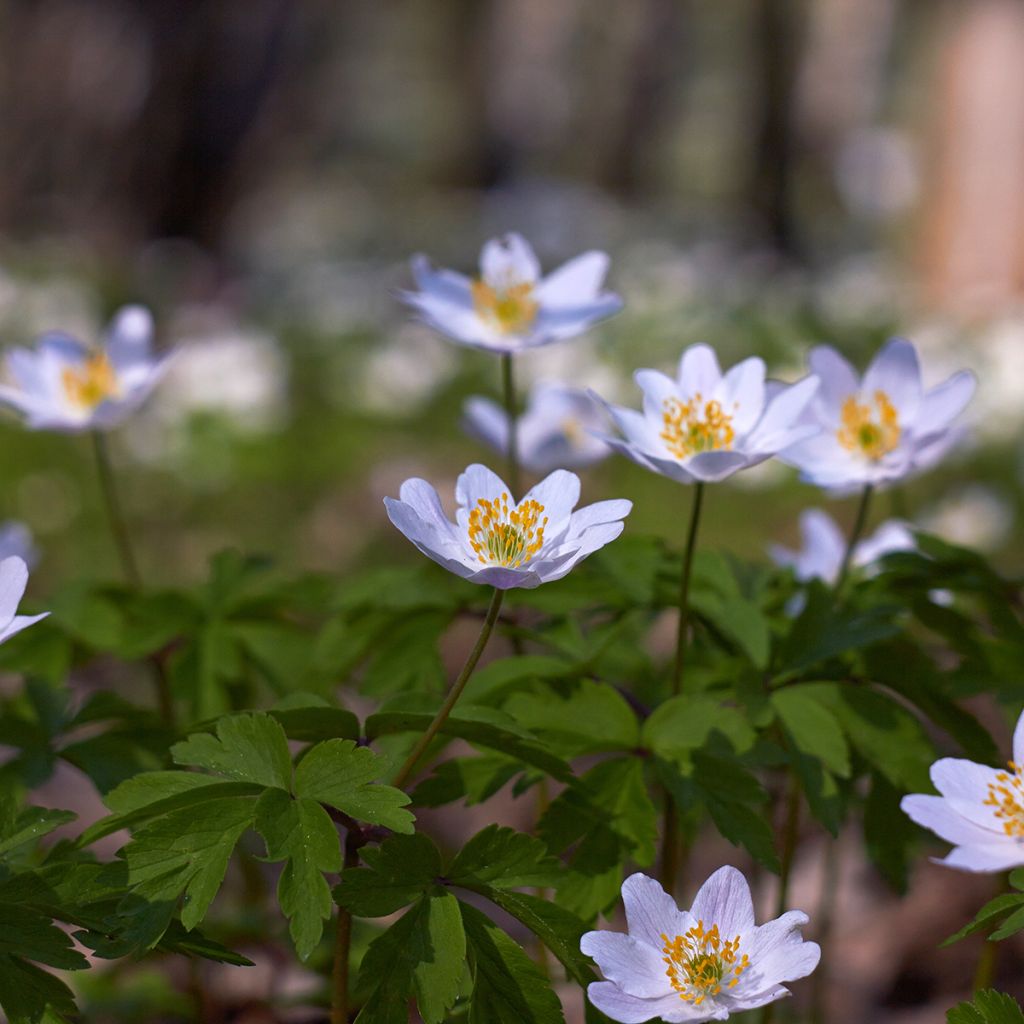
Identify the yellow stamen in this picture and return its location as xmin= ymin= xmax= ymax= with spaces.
xmin=660 ymin=393 xmax=735 ymax=460
xmin=985 ymin=760 xmax=1024 ymax=837
xmin=467 ymin=493 xmax=547 ymax=568
xmin=837 ymin=390 xmax=900 ymax=460
xmin=661 ymin=921 xmax=750 ymax=1004
xmin=62 ymin=351 xmax=120 ymax=409
xmin=471 ymin=279 xmax=538 ymax=334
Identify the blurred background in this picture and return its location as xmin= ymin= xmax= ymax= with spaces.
xmin=1 ymin=1 xmax=1023 ymax=1021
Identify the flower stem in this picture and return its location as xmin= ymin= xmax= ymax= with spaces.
xmin=671 ymin=483 xmax=705 ymax=696
xmin=501 ymin=353 xmax=521 ymax=497
xmin=775 ymin=769 xmax=802 ymax=918
xmin=91 ymin=432 xmax=141 ymax=588
xmin=392 ymin=587 xmax=505 ymax=789
xmin=835 ymin=484 xmax=873 ymax=592
xmin=91 ymin=431 xmax=174 ymax=727
xmin=331 ymin=833 xmax=361 ymax=1024
xmin=661 ymin=483 xmax=706 ymax=895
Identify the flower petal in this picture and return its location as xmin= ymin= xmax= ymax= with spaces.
xmin=0 ymin=557 xmax=29 ymax=633
xmin=621 ymin=873 xmax=688 ymax=950
xmin=937 ymin=844 xmax=1024 ymax=873
xmin=106 ymin=305 xmax=153 ymax=372
xmin=714 ymin=358 xmax=766 ymax=436
xmin=535 ymin=251 xmax=611 ymax=306
xmin=929 ymin=758 xmax=1007 ymax=831
xmin=900 ymin=794 xmax=1004 ymax=847
xmin=747 ymin=376 xmax=820 ymax=453
xmin=807 ymin=345 xmax=858 ymax=419
xmin=456 ymin=463 xmax=513 ymax=509
xmin=914 ymin=370 xmax=976 ymax=437
xmin=862 ymin=337 xmax=922 ymax=422
xmin=580 ymin=931 xmax=671 ymax=998
xmin=521 ymin=469 xmax=581 ymax=541
xmin=0 ymin=612 xmax=49 ymax=645
xmin=586 ymin=981 xmax=710 ymax=1023
xmin=480 ymin=232 xmax=540 ymax=286
xmin=463 ymin=396 xmax=509 ymax=457
xmin=677 ymin=344 xmax=722 ymax=397
xmin=685 ymin=450 xmax=755 ymax=482
xmin=688 ymin=866 xmax=755 ymax=938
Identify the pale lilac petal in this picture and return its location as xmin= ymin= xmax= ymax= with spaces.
xmin=937 ymin=844 xmax=1024 ymax=873
xmin=685 ymin=450 xmax=754 ymax=482
xmin=586 ymin=982 xmax=705 ymax=1024
xmin=579 ymin=932 xmax=671 ymax=998
xmin=466 ymin=565 xmax=541 ymax=590
xmin=0 ymin=557 xmax=29 ymax=632
xmin=714 ymin=358 xmax=766 ymax=436
xmin=480 ymin=232 xmax=540 ymax=287
xmin=383 ymin=498 xmax=472 ymax=578
xmin=930 ymin=758 xmax=1007 ymax=830
xmin=854 ymin=521 xmax=915 ymax=567
xmin=535 ymin=251 xmax=610 ymax=306
xmin=689 ymin=866 xmax=755 ymax=938
xmin=747 ymin=376 xmax=820 ymax=452
xmin=537 ymin=521 xmax=626 ymax=582
xmin=456 ymin=464 xmax=512 ymax=510
xmin=1014 ymin=711 xmax=1024 ymax=772
xmin=621 ymin=873 xmax=688 ymax=950
xmin=798 ymin=509 xmax=845 ymax=582
xmin=463 ymin=397 xmax=509 ymax=457
xmin=565 ymin=499 xmax=633 ymax=540
xmin=520 ymin=469 xmax=581 ymax=541
xmin=531 ymin=296 xmax=623 ymax=342
xmin=900 ymin=794 xmax=1003 ymax=847
xmin=807 ymin=346 xmax=858 ymax=418
xmin=862 ymin=338 xmax=922 ymax=422
xmin=914 ymin=371 xmax=976 ymax=437
xmin=106 ymin=305 xmax=153 ymax=372
xmin=0 ymin=612 xmax=49 ymax=644
xmin=634 ymin=369 xmax=679 ymax=423
xmin=677 ymin=344 xmax=722 ymax=397
xmin=410 ymin=254 xmax=475 ymax=306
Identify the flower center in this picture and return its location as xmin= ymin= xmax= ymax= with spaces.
xmin=62 ymin=352 xmax=120 ymax=409
xmin=660 ymin=393 xmax=735 ymax=460
xmin=661 ymin=922 xmax=750 ymax=1006
xmin=471 ymin=279 xmax=538 ymax=334
xmin=984 ymin=761 xmax=1024 ymax=837
xmin=467 ymin=493 xmax=548 ymax=567
xmin=837 ymin=390 xmax=900 ymax=460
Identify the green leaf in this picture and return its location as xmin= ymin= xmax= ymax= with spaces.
xmin=948 ymin=990 xmax=1024 ymax=1024
xmin=461 ymin=901 xmax=565 ymax=1024
xmin=0 ymin=807 xmax=76 ymax=858
xmin=943 ymin=893 xmax=1024 ymax=946
xmin=448 ymin=826 xmax=561 ymax=890
xmin=771 ymin=687 xmax=850 ymax=777
xmin=171 ymin=712 xmax=292 ymax=790
xmin=690 ymin=550 xmax=770 ymax=668
xmin=643 ymin=695 xmax=756 ymax=761
xmin=355 ymin=891 xmax=466 ymax=1024
xmin=0 ymin=904 xmax=88 ymax=969
xmin=254 ymin=788 xmax=342 ymax=959
xmin=506 ymin=681 xmax=640 ymax=756
xmin=864 ymin=774 xmax=914 ymax=891
xmin=268 ymin=695 xmax=360 ymax=742
xmin=366 ymin=704 xmax=573 ymax=783
xmin=0 ymin=954 xmax=77 ymax=1024
xmin=335 ymin=833 xmax=442 ymax=917
xmin=122 ymin=795 xmax=258 ymax=934
xmin=294 ymin=739 xmax=414 ymax=833
xmin=461 ymin=655 xmax=577 ymax=705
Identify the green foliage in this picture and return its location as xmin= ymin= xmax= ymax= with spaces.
xmin=948 ymin=990 xmax=1024 ymax=1024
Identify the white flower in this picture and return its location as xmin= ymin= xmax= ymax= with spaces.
xmin=782 ymin=338 xmax=975 ymax=491
xmin=0 ymin=521 xmax=38 ymax=569
xmin=383 ymin=463 xmax=631 ymax=590
xmin=0 ymin=557 xmax=48 ymax=644
xmin=581 ymin=869 xmax=820 ymax=1023
xmin=463 ymin=381 xmax=610 ymax=475
xmin=770 ymin=509 xmax=915 ymax=586
xmin=399 ymin=232 xmax=622 ymax=352
xmin=592 ymin=344 xmax=820 ymax=484
xmin=0 ymin=306 xmax=169 ymax=433
xmin=901 ymin=708 xmax=1024 ymax=872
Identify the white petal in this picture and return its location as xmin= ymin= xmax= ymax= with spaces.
xmin=536 ymin=521 xmax=626 ymax=582
xmin=914 ymin=370 xmax=976 ymax=437
xmin=688 ymin=866 xmax=755 ymax=938
xmin=480 ymin=232 xmax=540 ymax=287
xmin=747 ymin=376 xmax=820 ymax=452
xmin=853 ymin=521 xmax=915 ymax=567
xmin=862 ymin=337 xmax=922 ymax=422
xmin=455 ymin=464 xmax=513 ymax=509
xmin=621 ymin=873 xmax=688 ymax=950
xmin=383 ymin=497 xmax=474 ymax=579
xmin=0 ymin=612 xmax=49 ymax=645
xmin=900 ymin=794 xmax=1004 ymax=847
xmin=463 ymin=397 xmax=509 ymax=457
xmin=401 ymin=290 xmax=497 ymax=349
xmin=580 ymin=931 xmax=672 ymax=998
xmin=466 ymin=565 xmax=541 ymax=590
xmin=530 ymin=295 xmax=623 ymax=343
xmin=685 ymin=450 xmax=753 ymax=482
xmin=937 ymin=844 xmax=1024 ymax=873
xmin=634 ymin=369 xmax=680 ymax=428
xmin=1013 ymin=711 xmax=1024 ymax=772
xmin=930 ymin=758 xmax=1008 ymax=830
xmin=520 ymin=469 xmax=581 ymax=541
xmin=797 ymin=509 xmax=845 ymax=582
xmin=106 ymin=305 xmax=153 ymax=372
xmin=410 ymin=254 xmax=474 ymax=306
xmin=586 ymin=982 xmax=702 ymax=1024
xmin=0 ymin=556 xmax=29 ymax=633
xmin=565 ymin=499 xmax=633 ymax=540
xmin=677 ymin=344 xmax=722 ymax=397
xmin=714 ymin=358 xmax=766 ymax=436
xmin=535 ymin=251 xmax=610 ymax=306
xmin=807 ymin=345 xmax=858 ymax=418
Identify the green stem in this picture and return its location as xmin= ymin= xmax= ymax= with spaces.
xmin=661 ymin=484 xmax=706 ymax=895
xmin=91 ymin=432 xmax=140 ymax=587
xmin=501 ymin=353 xmax=521 ymax=497
xmin=973 ymin=939 xmax=998 ymax=992
xmin=91 ymin=431 xmax=174 ymax=727
xmin=671 ymin=483 xmax=705 ymax=696
xmin=331 ymin=834 xmax=361 ymax=1024
xmin=392 ymin=588 xmax=505 ymax=789
xmin=775 ymin=769 xmax=801 ymax=918
xmin=835 ymin=484 xmax=873 ymax=592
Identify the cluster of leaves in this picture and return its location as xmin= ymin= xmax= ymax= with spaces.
xmin=0 ymin=525 xmax=1021 ymax=1021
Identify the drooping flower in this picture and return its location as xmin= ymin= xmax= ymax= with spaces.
xmin=901 ymin=708 xmax=1024 ymax=872
xmin=0 ymin=557 xmax=48 ymax=644
xmin=463 ymin=381 xmax=610 ymax=475
xmin=781 ymin=338 xmax=975 ymax=491
xmin=384 ymin=463 xmax=630 ymax=589
xmin=400 ymin=232 xmax=622 ymax=352
xmin=0 ymin=521 xmax=38 ymax=569
xmin=0 ymin=306 xmax=170 ymax=432
xmin=592 ymin=344 xmax=820 ymax=484
xmin=581 ymin=869 xmax=820 ymax=1023
xmin=770 ymin=508 xmax=915 ymax=586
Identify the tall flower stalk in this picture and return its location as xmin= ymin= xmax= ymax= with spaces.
xmin=500 ymin=354 xmax=521 ymax=497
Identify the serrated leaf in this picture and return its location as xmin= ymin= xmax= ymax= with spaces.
xmin=294 ymin=739 xmax=414 ymax=833
xmin=948 ymin=989 xmax=1024 ymax=1024
xmin=461 ymin=655 xmax=577 ymax=705
xmin=461 ymin=901 xmax=565 ymax=1024
xmin=448 ymin=826 xmax=561 ymax=890
xmin=0 ymin=954 xmax=77 ymax=1024
xmin=335 ymin=833 xmax=441 ymax=916
xmin=642 ymin=695 xmax=755 ymax=761
xmin=942 ymin=893 xmax=1024 ymax=946
xmin=771 ymin=687 xmax=850 ymax=777
xmin=0 ymin=808 xmax=76 ymax=858
xmin=268 ymin=696 xmax=360 ymax=742
xmin=172 ymin=712 xmax=293 ymax=789
xmin=255 ymin=788 xmax=341 ymax=959
xmin=0 ymin=904 xmax=88 ymax=969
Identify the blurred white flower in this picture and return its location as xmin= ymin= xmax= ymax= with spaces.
xmin=356 ymin=326 xmax=456 ymax=415
xmin=919 ymin=486 xmax=1013 ymax=552
xmin=463 ymin=381 xmax=609 ymax=475
xmin=0 ymin=557 xmax=48 ymax=644
xmin=0 ymin=521 xmax=38 ymax=569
